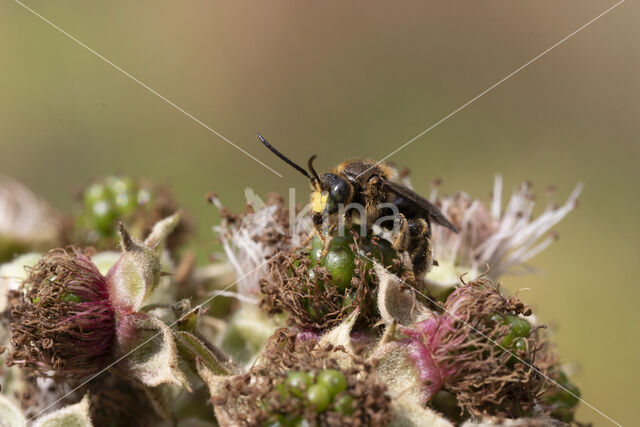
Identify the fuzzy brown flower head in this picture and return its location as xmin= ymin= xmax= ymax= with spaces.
xmin=215 ymin=329 xmax=392 ymax=427
xmin=260 ymin=229 xmax=400 ymax=330
xmin=403 ymin=278 xmax=551 ymax=418
xmin=7 ymin=248 xmax=116 ymax=378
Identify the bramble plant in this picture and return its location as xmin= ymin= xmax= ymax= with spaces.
xmin=0 ymin=173 xmax=583 ymax=426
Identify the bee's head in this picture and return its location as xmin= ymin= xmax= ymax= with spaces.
xmin=257 ymin=134 xmax=352 ymax=228
xmin=310 ymin=171 xmax=352 ymax=227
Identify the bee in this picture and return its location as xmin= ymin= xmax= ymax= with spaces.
xmin=258 ymin=133 xmax=458 ymax=278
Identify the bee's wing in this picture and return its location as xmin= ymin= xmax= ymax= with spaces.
xmin=381 ymin=180 xmax=458 ymax=233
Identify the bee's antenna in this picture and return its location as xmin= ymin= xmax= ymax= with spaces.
xmin=258 ymin=133 xmax=315 ymax=183
xmin=308 ymin=155 xmax=323 ymax=189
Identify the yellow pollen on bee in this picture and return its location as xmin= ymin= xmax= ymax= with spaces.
xmin=311 ymin=192 xmax=328 ymax=213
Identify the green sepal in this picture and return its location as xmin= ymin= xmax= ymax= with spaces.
xmin=174 ymin=330 xmax=237 ymax=377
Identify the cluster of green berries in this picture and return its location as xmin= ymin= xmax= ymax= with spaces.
xmin=544 ymin=371 xmax=581 ymax=423
xmin=267 ymin=369 xmax=353 ymax=426
xmin=306 ymin=228 xmax=398 ymax=292
xmin=78 ymin=176 xmax=153 ymax=238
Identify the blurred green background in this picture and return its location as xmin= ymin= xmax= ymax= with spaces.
xmin=1 ymin=1 xmax=637 ymax=424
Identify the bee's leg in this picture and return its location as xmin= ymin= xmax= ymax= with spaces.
xmin=307 ymin=225 xmax=329 ymax=258
xmin=410 ymin=236 xmax=433 ymax=278
xmin=301 ymin=229 xmax=316 ymax=248
xmin=319 ymin=222 xmax=340 ymax=259
xmin=407 ymin=218 xmax=433 ymax=277
xmin=364 ymin=176 xmax=386 ymax=225
xmin=321 ymin=236 xmax=331 ymax=258
xmin=391 ymin=213 xmax=411 ymax=252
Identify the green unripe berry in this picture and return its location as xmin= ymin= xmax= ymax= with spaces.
xmin=306 ymin=384 xmax=331 ymax=412
xmin=83 ymin=183 xmax=110 ymax=207
xmin=274 ymin=383 xmax=290 ymax=400
xmin=308 ymin=234 xmax=355 ymax=291
xmin=321 ymin=240 xmax=356 ymax=291
xmin=544 ymin=377 xmax=581 ymax=423
xmin=559 ymin=385 xmax=581 ymax=407
xmin=107 ymin=177 xmax=138 ymax=214
xmin=61 ymin=293 xmax=83 ymax=303
xmin=114 ymin=192 xmax=138 ymax=214
xmin=308 ymin=235 xmax=323 ymax=265
xmin=90 ymin=200 xmax=117 ymax=235
xmin=489 ymin=313 xmax=504 ymax=324
xmin=316 ymin=369 xmax=347 ymax=397
xmin=506 ymin=315 xmax=531 ymax=337
xmin=307 ymin=228 xmax=398 ymax=291
xmin=286 ymin=371 xmax=313 ymax=398
xmin=358 ymin=236 xmax=397 ymax=269
xmin=497 ymin=315 xmax=531 ymax=348
xmin=264 ymin=415 xmax=303 ymax=427
xmin=106 ymin=176 xmax=135 ymax=197
xmin=500 ymin=330 xmax=516 ymax=347
xmin=508 ymin=337 xmax=528 ymax=364
xmin=546 ymin=381 xmax=580 ymax=407
xmin=333 ymin=394 xmax=354 ymax=415
xmin=137 ymin=188 xmax=152 ymax=205
xmin=513 ymin=337 xmax=527 ymax=352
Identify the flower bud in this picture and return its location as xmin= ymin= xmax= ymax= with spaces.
xmin=104 ymin=212 xmax=181 ymax=313
xmin=105 ymin=223 xmax=161 ymax=313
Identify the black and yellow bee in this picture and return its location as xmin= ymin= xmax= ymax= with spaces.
xmin=259 ymin=133 xmax=458 ymax=278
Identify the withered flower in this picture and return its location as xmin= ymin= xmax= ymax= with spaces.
xmin=402 ymin=278 xmax=551 ymax=418
xmin=213 ymin=329 xmax=392 ymax=426
xmin=261 ymin=229 xmax=399 ymax=330
xmin=7 ymin=248 xmax=115 ymax=378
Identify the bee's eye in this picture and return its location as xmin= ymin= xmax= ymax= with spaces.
xmin=329 ymin=179 xmax=349 ymax=204
xmin=321 ymin=174 xmax=350 ymax=215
